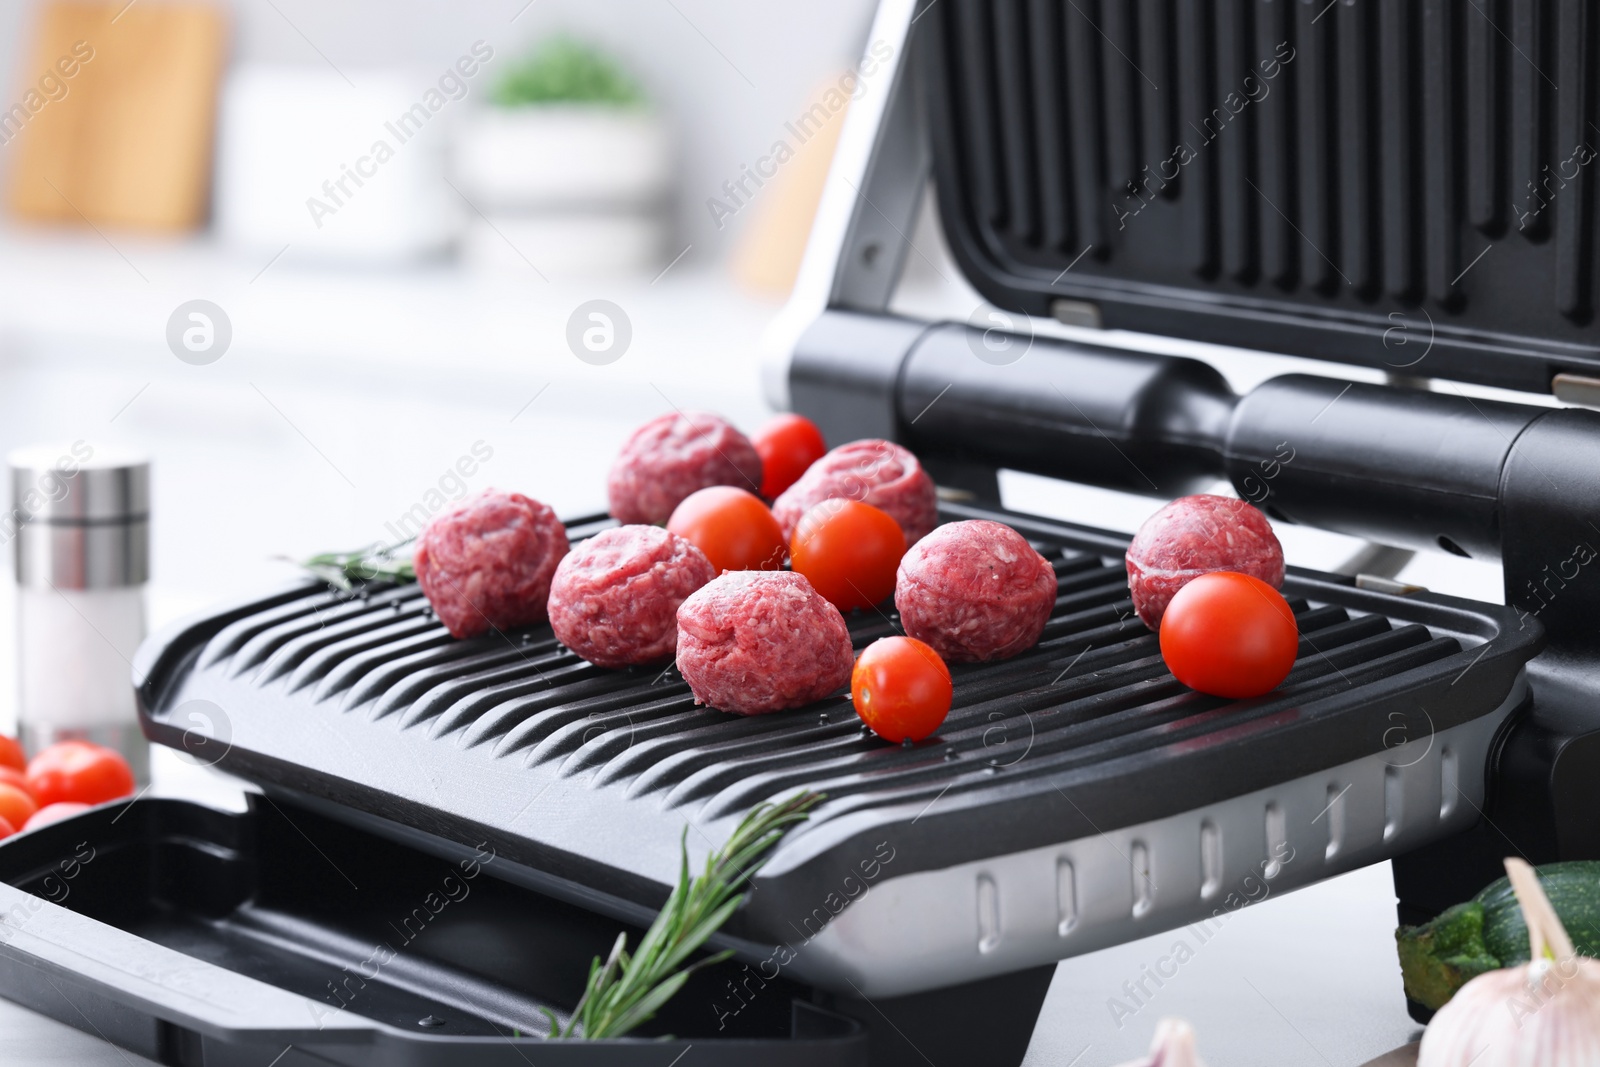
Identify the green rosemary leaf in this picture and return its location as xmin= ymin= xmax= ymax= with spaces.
xmin=603 ymin=970 xmax=692 ymax=1039
xmin=654 ymin=897 xmax=743 ymax=978
xmin=556 ymin=791 xmax=821 ymax=1041
xmin=293 ymin=541 xmax=416 ymax=591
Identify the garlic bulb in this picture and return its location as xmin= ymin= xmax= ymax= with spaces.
xmin=1113 ymin=1017 xmax=1207 ymax=1067
xmin=1419 ymin=858 xmax=1600 ymax=1066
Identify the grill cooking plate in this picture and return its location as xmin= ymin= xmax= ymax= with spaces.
xmin=135 ymin=502 xmax=1539 ymax=996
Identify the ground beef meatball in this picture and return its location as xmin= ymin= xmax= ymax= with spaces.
xmin=894 ymin=520 xmax=1057 ymax=663
xmin=607 ymin=412 xmax=763 ymax=525
xmin=548 ymin=526 xmax=715 ymax=668
xmin=772 ymin=439 xmax=938 ymax=546
xmin=675 ymin=571 xmax=854 ymax=715
xmin=413 ymin=490 xmax=569 ymax=639
xmin=1125 ymin=494 xmax=1285 ymax=630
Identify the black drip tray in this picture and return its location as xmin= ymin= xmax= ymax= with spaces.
xmin=0 ymin=798 xmax=866 ymax=1066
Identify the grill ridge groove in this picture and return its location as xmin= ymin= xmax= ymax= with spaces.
xmin=992 ymin=0 xmax=1038 ymax=246
xmin=1028 ymin=0 xmax=1072 ymax=251
xmin=273 ymin=608 xmax=436 ymax=693
xmin=1065 ymin=0 xmax=1110 ymax=254
xmin=1139 ymin=0 xmax=1179 ymax=202
xmin=294 ymin=611 xmax=438 ymax=691
xmin=425 ymin=665 xmax=626 ymax=739
xmin=225 ymin=596 xmax=377 ymax=679
xmin=197 ymin=589 xmax=329 ymax=670
xmin=1421 ymin=0 xmax=1461 ymax=308
xmin=1465 ymin=0 xmax=1504 ymax=234
xmin=317 ymin=628 xmax=454 ymax=706
xmin=489 ymin=684 xmax=688 ymax=759
xmin=530 ymin=692 xmax=701 ymax=768
xmin=1296 ymin=0 xmax=1335 ymax=293
xmin=1215 ymin=0 xmax=1256 ymax=283
xmin=397 ymin=654 xmax=594 ymax=731
xmin=1101 ymin=0 xmax=1143 ymax=200
xmin=1553 ymin=0 xmax=1596 ymax=321
xmin=1178 ymin=0 xmax=1219 ymax=275
xmin=338 ymin=639 xmax=511 ymax=713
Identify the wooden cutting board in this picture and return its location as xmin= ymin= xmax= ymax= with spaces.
xmin=7 ymin=1 xmax=227 ymax=231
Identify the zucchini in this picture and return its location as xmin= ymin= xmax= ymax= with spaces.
xmin=1475 ymin=861 xmax=1600 ymax=965
xmin=1395 ymin=901 xmax=1499 ymax=1010
xmin=1396 ymin=860 xmax=1600 ymax=1010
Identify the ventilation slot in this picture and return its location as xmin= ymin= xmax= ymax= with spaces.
xmin=1263 ymin=802 xmax=1287 ymax=879
xmin=1384 ymin=764 xmax=1404 ymax=841
xmin=1321 ymin=783 xmax=1348 ymax=862
xmin=1439 ymin=746 xmax=1458 ymax=820
xmin=1056 ymin=857 xmax=1078 ymax=936
xmin=1131 ymin=841 xmax=1154 ymax=918
xmin=977 ymin=873 xmax=1002 ymax=953
xmin=1199 ymin=820 xmax=1222 ymax=899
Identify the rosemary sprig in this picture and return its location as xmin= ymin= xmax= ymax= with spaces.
xmin=294 ymin=542 xmax=416 ymax=591
xmin=548 ymin=791 xmax=822 ymax=1041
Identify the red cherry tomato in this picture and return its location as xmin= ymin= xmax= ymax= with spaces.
xmin=791 ymin=499 xmax=907 ymax=612
xmin=667 ymin=486 xmax=787 ymax=574
xmin=852 ymin=636 xmax=953 ymax=743
xmin=1160 ymin=571 xmax=1299 ymax=699
xmin=0 ymin=766 xmax=33 ymax=798
xmin=753 ymin=414 xmax=827 ymax=500
xmin=26 ymin=741 xmax=136 ymax=807
xmin=0 ymin=735 xmax=23 ymax=773
xmin=0 ymin=815 xmax=15 ymax=842
xmin=0 ymin=782 xmax=36 ymax=830
xmin=23 ymin=802 xmax=90 ymax=832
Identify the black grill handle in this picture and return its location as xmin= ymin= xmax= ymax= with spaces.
xmin=1223 ymin=374 xmax=1541 ymax=561
xmin=791 ymin=311 xmax=1570 ymax=566
xmin=895 ymin=322 xmax=1236 ymax=497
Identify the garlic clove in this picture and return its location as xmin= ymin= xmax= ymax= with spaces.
xmin=1418 ymin=858 xmax=1600 ymax=1067
xmin=1418 ymin=956 xmax=1600 ymax=1066
xmin=1112 ymin=1017 xmax=1207 ymax=1067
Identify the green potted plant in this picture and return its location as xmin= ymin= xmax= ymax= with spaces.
xmin=454 ymin=36 xmax=670 ymax=277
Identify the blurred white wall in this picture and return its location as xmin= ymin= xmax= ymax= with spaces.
xmin=0 ymin=0 xmax=879 ymax=256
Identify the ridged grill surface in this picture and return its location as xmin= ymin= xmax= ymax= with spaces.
xmin=180 ymin=513 xmax=1460 ymax=826
xmin=922 ymin=0 xmax=1600 ymax=389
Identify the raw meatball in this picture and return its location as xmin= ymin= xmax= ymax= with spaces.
xmin=894 ymin=520 xmax=1057 ymax=663
xmin=414 ymin=490 xmax=569 ymax=639
xmin=1125 ymin=494 xmax=1285 ymax=630
xmin=607 ymin=412 xmax=763 ymax=525
xmin=675 ymin=571 xmax=854 ymax=715
xmin=548 ymin=526 xmax=716 ymax=668
xmin=772 ymin=439 xmax=938 ymax=546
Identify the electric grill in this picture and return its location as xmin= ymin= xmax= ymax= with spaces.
xmin=6 ymin=0 xmax=1600 ymax=1064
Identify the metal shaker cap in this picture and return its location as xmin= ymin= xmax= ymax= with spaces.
xmin=8 ymin=443 xmax=150 ymax=589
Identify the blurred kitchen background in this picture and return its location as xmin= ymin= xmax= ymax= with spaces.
xmin=0 ymin=0 xmax=888 ymax=727
xmin=0 ymin=4 xmax=1517 ymax=1063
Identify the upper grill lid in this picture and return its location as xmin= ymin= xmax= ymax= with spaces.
xmin=920 ymin=0 xmax=1600 ymax=395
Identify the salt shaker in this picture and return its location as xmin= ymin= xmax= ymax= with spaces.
xmin=8 ymin=443 xmax=150 ymax=781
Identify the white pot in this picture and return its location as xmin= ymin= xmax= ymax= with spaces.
xmin=460 ymin=211 xmax=666 ymax=279
xmin=215 ymin=65 xmax=464 ymax=262
xmin=453 ymin=105 xmax=672 ymax=211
